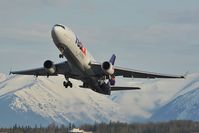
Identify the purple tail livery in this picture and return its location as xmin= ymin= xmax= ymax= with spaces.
xmin=109 ymin=54 xmax=116 ymax=65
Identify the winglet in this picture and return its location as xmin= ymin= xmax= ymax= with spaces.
xmin=109 ymin=54 xmax=116 ymax=65
xmin=9 ymin=67 xmax=13 ymax=75
xmin=182 ymin=71 xmax=189 ymax=79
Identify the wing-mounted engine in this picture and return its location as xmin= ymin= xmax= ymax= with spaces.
xmin=101 ymin=61 xmax=114 ymax=75
xmin=43 ymin=60 xmax=56 ymax=74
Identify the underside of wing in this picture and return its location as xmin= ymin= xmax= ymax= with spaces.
xmin=10 ymin=68 xmax=56 ymax=76
xmin=10 ymin=61 xmax=70 ymax=76
xmin=114 ymin=66 xmax=184 ymax=78
xmin=111 ymin=86 xmax=141 ymax=91
xmin=90 ymin=62 xmax=184 ymax=79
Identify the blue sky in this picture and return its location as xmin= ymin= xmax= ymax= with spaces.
xmin=0 ymin=0 xmax=199 ymax=75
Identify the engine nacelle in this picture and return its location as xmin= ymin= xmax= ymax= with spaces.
xmin=101 ymin=61 xmax=114 ymax=75
xmin=43 ymin=60 xmax=56 ymax=74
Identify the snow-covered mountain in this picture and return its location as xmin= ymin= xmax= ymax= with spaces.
xmin=151 ymin=73 xmax=199 ymax=121
xmin=0 ymin=73 xmax=199 ymax=127
xmin=0 ymin=74 xmax=126 ymax=127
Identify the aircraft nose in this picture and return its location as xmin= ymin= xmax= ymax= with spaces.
xmin=51 ymin=24 xmax=66 ymax=42
xmin=52 ymin=24 xmax=65 ymax=35
xmin=53 ymin=24 xmax=65 ymax=30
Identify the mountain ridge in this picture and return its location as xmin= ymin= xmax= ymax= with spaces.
xmin=0 ymin=73 xmax=199 ymax=126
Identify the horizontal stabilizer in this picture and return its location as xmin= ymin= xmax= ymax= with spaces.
xmin=79 ymin=85 xmax=89 ymax=88
xmin=111 ymin=86 xmax=141 ymax=91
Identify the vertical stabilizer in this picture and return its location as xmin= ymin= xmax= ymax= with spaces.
xmin=109 ymin=54 xmax=116 ymax=65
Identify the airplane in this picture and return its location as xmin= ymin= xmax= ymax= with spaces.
xmin=10 ymin=24 xmax=184 ymax=95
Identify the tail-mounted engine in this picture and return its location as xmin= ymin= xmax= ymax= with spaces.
xmin=43 ymin=60 xmax=56 ymax=74
xmin=101 ymin=61 xmax=114 ymax=75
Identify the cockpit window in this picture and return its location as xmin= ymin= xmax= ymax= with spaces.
xmin=54 ymin=24 xmax=65 ymax=29
xmin=76 ymin=37 xmax=83 ymax=47
xmin=75 ymin=37 xmax=79 ymax=44
xmin=77 ymin=42 xmax=83 ymax=48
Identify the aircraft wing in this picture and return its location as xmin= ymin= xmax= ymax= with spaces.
xmin=91 ymin=62 xmax=184 ymax=79
xmin=111 ymin=86 xmax=140 ymax=91
xmin=10 ymin=61 xmax=70 ymax=76
xmin=113 ymin=66 xmax=184 ymax=78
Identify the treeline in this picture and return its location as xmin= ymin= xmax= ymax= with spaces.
xmin=0 ymin=122 xmax=75 ymax=133
xmin=80 ymin=120 xmax=199 ymax=133
xmin=0 ymin=120 xmax=199 ymax=133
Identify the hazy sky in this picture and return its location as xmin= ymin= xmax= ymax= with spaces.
xmin=0 ymin=0 xmax=199 ymax=75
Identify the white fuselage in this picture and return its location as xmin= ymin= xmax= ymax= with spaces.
xmin=51 ymin=24 xmax=92 ymax=78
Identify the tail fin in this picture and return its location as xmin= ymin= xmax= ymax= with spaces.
xmin=109 ymin=54 xmax=116 ymax=65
